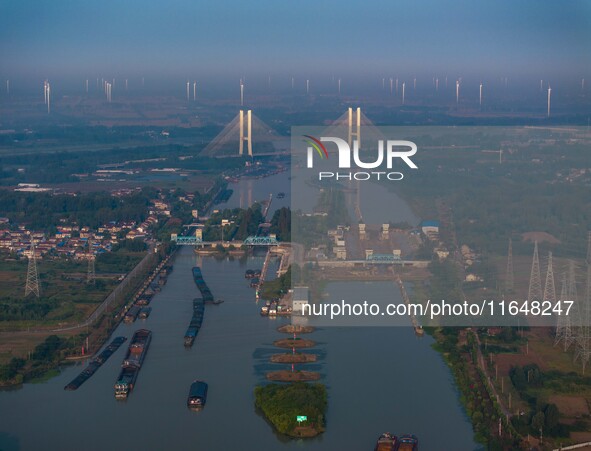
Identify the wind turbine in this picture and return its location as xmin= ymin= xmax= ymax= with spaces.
xmin=240 ymin=79 xmax=244 ymax=106
xmin=44 ymin=81 xmax=51 ymax=113
xmin=402 ymin=82 xmax=405 ymax=105
xmin=479 ymin=82 xmax=483 ymax=106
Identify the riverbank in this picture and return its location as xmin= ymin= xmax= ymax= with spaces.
xmin=0 ymin=245 xmax=176 ymax=387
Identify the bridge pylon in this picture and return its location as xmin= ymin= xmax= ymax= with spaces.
xmin=239 ymin=110 xmax=253 ymax=157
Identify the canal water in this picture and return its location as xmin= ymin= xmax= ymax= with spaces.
xmin=0 ymin=247 xmax=477 ymax=451
xmin=223 ymin=172 xmax=292 ymax=214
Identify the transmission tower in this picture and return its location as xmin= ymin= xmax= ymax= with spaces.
xmin=528 ymin=241 xmax=543 ymax=302
xmin=506 ymin=238 xmax=514 ymax=291
xmin=564 ymin=260 xmax=578 ymax=350
xmin=87 ymin=239 xmax=95 ymax=284
xmin=555 ymin=271 xmax=568 ymax=348
xmin=543 ymin=252 xmax=556 ymax=304
xmin=24 ymin=241 xmax=40 ymax=298
xmin=575 ymin=234 xmax=591 ymax=372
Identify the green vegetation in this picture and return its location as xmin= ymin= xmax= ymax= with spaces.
xmin=432 ymin=328 xmax=521 ymax=449
xmin=260 ymin=265 xmax=299 ymax=300
xmin=507 ymin=363 xmax=589 ymax=439
xmin=0 ymin=247 xmax=164 ymax=386
xmin=0 ymin=190 xmax=150 ymax=230
xmin=0 ymin=135 xmax=243 ymax=186
xmin=270 ymin=207 xmax=290 ymax=241
xmin=254 ymin=382 xmax=327 ymax=437
xmin=0 ymin=247 xmax=144 ymax=323
xmin=394 ymin=128 xmax=591 ymax=260
xmin=0 ymin=334 xmax=85 ymax=385
xmin=200 ymin=203 xmax=264 ymax=241
xmin=417 ymin=258 xmax=520 ymax=447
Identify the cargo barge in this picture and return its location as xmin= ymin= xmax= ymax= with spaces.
xmin=114 ymin=329 xmax=152 ymax=399
xmin=374 ymin=433 xmax=398 ymax=451
xmin=138 ymin=306 xmax=152 ymax=319
xmin=185 ymin=267 xmax=223 ymax=347
xmin=124 ymin=305 xmax=141 ymax=323
xmin=135 ymin=295 xmax=152 ymax=306
xmin=187 ymin=380 xmax=208 ymax=409
xmin=397 ymin=434 xmax=418 ymax=451
xmin=192 ymin=266 xmax=222 ymax=304
xmin=244 ymin=269 xmax=261 ymax=279
xmin=64 ymin=336 xmax=127 ymax=391
xmin=184 ymin=297 xmax=204 ymax=347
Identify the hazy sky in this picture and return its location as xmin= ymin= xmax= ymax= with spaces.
xmin=1 ymin=0 xmax=590 ymax=79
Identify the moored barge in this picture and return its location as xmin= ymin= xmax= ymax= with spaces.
xmin=64 ymin=336 xmax=127 ymax=391
xmin=114 ymin=329 xmax=152 ymax=399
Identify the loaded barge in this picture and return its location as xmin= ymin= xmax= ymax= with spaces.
xmin=374 ymin=433 xmax=418 ymax=451
xmin=185 ymin=267 xmax=224 ymax=347
xmin=397 ymin=434 xmax=419 ymax=451
xmin=184 ymin=297 xmax=204 ymax=347
xmin=187 ymin=380 xmax=208 ymax=409
xmin=64 ymin=336 xmax=127 ymax=391
xmin=374 ymin=433 xmax=398 ymax=451
xmin=114 ymin=329 xmax=152 ymax=399
xmin=192 ymin=267 xmax=222 ymax=305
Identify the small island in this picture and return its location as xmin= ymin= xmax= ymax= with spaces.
xmin=254 ymin=382 xmax=327 ymax=438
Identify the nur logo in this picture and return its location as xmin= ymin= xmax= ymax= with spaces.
xmin=303 ymin=135 xmax=418 ymax=181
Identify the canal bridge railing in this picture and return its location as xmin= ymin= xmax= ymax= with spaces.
xmin=243 ymin=236 xmax=279 ymax=246
xmin=171 ymin=234 xmax=279 ymax=247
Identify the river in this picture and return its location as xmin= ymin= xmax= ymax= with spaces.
xmin=0 ymin=175 xmax=478 ymax=450
xmin=0 ymin=247 xmax=477 ymax=451
xmin=222 ymin=172 xmax=291 ymax=214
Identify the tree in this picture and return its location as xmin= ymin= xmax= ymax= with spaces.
xmin=531 ymin=411 xmax=545 ymax=432
xmin=544 ymin=404 xmax=560 ymax=432
xmin=510 ymin=366 xmax=527 ymax=391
